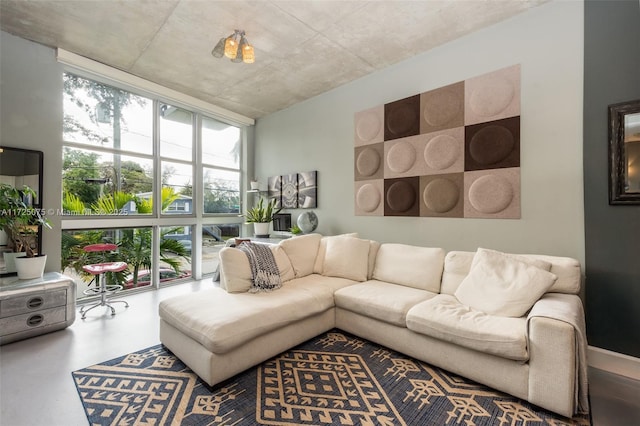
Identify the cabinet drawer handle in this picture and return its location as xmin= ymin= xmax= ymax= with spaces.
xmin=27 ymin=314 xmax=44 ymax=327
xmin=27 ymin=296 xmax=44 ymax=309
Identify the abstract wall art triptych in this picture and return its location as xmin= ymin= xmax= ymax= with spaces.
xmin=354 ymin=64 xmax=521 ymax=219
xmin=268 ymin=171 xmax=318 ymax=209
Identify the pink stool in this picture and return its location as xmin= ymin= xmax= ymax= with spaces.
xmin=79 ymin=243 xmax=129 ymax=319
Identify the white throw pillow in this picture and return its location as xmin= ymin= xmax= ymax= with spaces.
xmin=219 ymin=244 xmax=295 ymax=292
xmin=219 ymin=247 xmax=252 ymax=293
xmin=279 ymin=233 xmax=322 ymax=277
xmin=322 ymin=236 xmax=370 ymax=281
xmin=470 ymin=247 xmax=552 ymax=272
xmin=313 ymin=233 xmax=358 ymax=274
xmin=454 ymin=248 xmax=557 ymax=317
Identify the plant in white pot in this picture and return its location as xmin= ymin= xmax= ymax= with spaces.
xmin=243 ymin=197 xmax=281 ymax=237
xmin=0 ymin=183 xmax=52 ymax=279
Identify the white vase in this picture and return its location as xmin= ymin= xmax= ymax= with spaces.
xmin=14 ymin=254 xmax=47 ymax=280
xmin=0 ymin=229 xmax=8 ymax=246
xmin=253 ymin=222 xmax=270 ymax=236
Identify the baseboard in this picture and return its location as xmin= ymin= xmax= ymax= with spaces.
xmin=587 ymin=346 xmax=640 ymax=380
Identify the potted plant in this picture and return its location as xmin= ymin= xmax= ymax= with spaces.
xmin=0 ymin=183 xmax=52 ymax=279
xmin=242 ymin=197 xmax=281 ymax=236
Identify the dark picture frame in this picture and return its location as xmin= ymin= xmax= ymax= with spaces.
xmin=609 ymin=99 xmax=640 ymax=204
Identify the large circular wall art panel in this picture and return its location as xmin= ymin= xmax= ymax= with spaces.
xmin=468 ymin=174 xmax=513 ymax=214
xmin=423 ymin=178 xmax=460 ymax=214
xmin=465 ymin=116 xmax=520 ymax=171
xmin=354 ymin=105 xmax=384 ymax=146
xmin=387 ymin=141 xmax=416 ymax=173
xmin=357 ymin=148 xmax=381 ymax=176
xmin=420 ymin=82 xmax=464 ymax=134
xmin=464 ymin=168 xmax=520 ymax=219
xmin=355 ymin=180 xmax=384 ymax=216
xmin=424 ymin=134 xmax=460 ymax=170
xmin=464 ymin=64 xmax=520 ymax=126
xmin=469 ymin=125 xmax=514 ymax=166
xmin=384 ymin=95 xmax=420 ymax=141
xmin=354 ymin=143 xmax=384 ymax=181
xmin=356 ymin=184 xmax=381 ymax=213
xmin=468 ymin=77 xmax=515 ymax=118
xmin=384 ymin=178 xmax=419 ymax=216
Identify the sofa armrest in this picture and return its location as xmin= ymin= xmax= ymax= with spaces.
xmin=526 ymin=293 xmax=589 ymax=417
xmin=527 ymin=314 xmax=575 ymax=417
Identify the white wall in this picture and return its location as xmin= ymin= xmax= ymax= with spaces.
xmin=1 ymin=31 xmax=63 ymax=271
xmin=254 ymin=1 xmax=585 ymax=263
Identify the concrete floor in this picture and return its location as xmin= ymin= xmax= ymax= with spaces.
xmin=1 ymin=280 xmax=639 ymax=426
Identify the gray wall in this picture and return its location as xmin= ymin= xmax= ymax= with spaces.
xmin=255 ymin=1 xmax=585 ymax=265
xmin=584 ymin=0 xmax=640 ymax=358
xmin=0 ymin=31 xmax=63 ymax=272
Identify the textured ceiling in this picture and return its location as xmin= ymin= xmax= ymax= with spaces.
xmin=0 ymin=0 xmax=547 ymax=120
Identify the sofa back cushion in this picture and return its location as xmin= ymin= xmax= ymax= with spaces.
xmin=279 ymin=233 xmax=322 ymax=278
xmin=219 ymin=244 xmax=295 ymax=293
xmin=372 ymin=243 xmax=445 ymax=292
xmin=441 ymin=250 xmax=582 ymax=295
xmin=313 ymin=234 xmax=381 ymax=280
xmin=322 ymin=236 xmax=370 ymax=282
xmin=313 ymin=233 xmax=358 ymax=274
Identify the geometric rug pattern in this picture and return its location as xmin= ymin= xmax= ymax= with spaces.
xmin=73 ymin=330 xmax=590 ymax=425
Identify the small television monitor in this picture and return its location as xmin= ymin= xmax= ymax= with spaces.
xmin=272 ymin=213 xmax=292 ymax=232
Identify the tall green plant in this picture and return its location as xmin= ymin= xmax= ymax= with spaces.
xmin=243 ymin=197 xmax=281 ymax=223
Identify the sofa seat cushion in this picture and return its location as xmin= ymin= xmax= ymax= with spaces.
xmin=334 ymin=280 xmax=437 ymax=327
xmin=289 ymin=274 xmax=359 ymax=295
xmin=159 ymin=285 xmax=334 ymax=354
xmin=406 ymin=294 xmax=528 ymax=361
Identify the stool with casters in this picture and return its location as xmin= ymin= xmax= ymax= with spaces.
xmin=79 ymin=243 xmax=129 ymax=319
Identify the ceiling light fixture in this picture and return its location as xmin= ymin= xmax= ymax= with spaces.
xmin=212 ymin=29 xmax=255 ymax=64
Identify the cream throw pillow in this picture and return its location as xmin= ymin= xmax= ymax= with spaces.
xmin=313 ymin=233 xmax=358 ymax=274
xmin=279 ymin=233 xmax=322 ymax=278
xmin=322 ymin=236 xmax=370 ymax=281
xmin=454 ymin=248 xmax=557 ymax=317
xmin=219 ymin=244 xmax=295 ymax=293
xmin=219 ymin=247 xmax=251 ymax=293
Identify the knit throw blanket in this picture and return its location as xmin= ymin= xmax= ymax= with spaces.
xmin=238 ymin=242 xmax=282 ymax=292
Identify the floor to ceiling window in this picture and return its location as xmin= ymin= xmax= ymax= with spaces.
xmin=61 ymin=72 xmax=245 ymax=299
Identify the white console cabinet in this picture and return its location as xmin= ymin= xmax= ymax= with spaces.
xmin=0 ymin=272 xmax=76 ymax=345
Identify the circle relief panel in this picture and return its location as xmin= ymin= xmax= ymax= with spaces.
xmin=468 ymin=76 xmax=515 ymax=118
xmin=387 ymin=106 xmax=417 ymax=136
xmin=356 ymin=148 xmax=381 ymax=177
xmin=468 ymin=174 xmax=513 ymax=214
xmin=424 ymin=135 xmax=459 ymax=170
xmin=386 ymin=181 xmax=416 ymax=212
xmin=423 ymin=178 xmax=459 ymax=213
xmin=356 ymin=184 xmax=381 ymax=213
xmin=356 ymin=111 xmax=382 ymax=143
xmin=423 ymin=90 xmax=461 ymax=127
xmin=387 ymin=142 xmax=416 ymax=173
xmin=469 ymin=125 xmax=514 ymax=166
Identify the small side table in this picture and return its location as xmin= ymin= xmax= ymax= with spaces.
xmin=0 ymin=272 xmax=76 ymax=345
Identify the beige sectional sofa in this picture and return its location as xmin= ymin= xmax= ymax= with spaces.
xmin=159 ymin=233 xmax=588 ymax=418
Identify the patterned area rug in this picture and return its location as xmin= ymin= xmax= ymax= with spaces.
xmin=73 ymin=330 xmax=590 ymax=425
